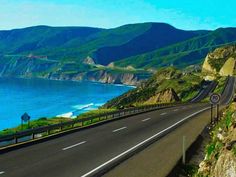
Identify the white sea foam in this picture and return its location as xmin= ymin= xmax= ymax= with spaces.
xmin=94 ymin=103 xmax=104 ymax=107
xmin=72 ymin=103 xmax=94 ymax=110
xmin=56 ymin=112 xmax=73 ymax=118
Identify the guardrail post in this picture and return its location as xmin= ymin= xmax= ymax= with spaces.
xmin=60 ymin=121 xmax=63 ymax=131
xmin=14 ymin=135 xmax=18 ymax=144
xmin=182 ymin=136 xmax=186 ymax=165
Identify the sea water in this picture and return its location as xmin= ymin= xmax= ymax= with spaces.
xmin=0 ymin=78 xmax=133 ymax=130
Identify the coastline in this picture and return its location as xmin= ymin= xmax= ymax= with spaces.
xmin=0 ymin=75 xmax=138 ymax=88
xmin=0 ymin=77 xmax=133 ymax=131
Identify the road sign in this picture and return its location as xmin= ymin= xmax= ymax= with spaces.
xmin=210 ymin=93 xmax=221 ymax=105
xmin=21 ymin=113 xmax=30 ymax=122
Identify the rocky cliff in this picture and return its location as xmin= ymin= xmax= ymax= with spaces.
xmin=48 ymin=70 xmax=147 ymax=85
xmin=202 ymin=45 xmax=236 ymax=79
xmin=0 ymin=55 xmax=148 ymax=85
xmin=144 ymin=88 xmax=180 ymax=104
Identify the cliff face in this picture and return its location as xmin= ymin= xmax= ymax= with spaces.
xmin=85 ymin=70 xmax=141 ymax=85
xmin=144 ymin=88 xmax=180 ymax=104
xmin=0 ymin=56 xmax=147 ymax=85
xmin=42 ymin=71 xmax=147 ymax=86
xmin=202 ymin=45 xmax=236 ymax=79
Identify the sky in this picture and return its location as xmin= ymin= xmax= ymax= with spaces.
xmin=0 ymin=0 xmax=235 ymax=30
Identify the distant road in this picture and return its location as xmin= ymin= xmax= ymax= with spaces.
xmin=0 ymin=77 xmax=235 ymax=177
xmin=190 ymin=80 xmax=218 ymax=103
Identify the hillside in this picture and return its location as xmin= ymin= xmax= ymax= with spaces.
xmin=0 ymin=23 xmax=206 ymax=63
xmin=202 ymin=45 xmax=236 ymax=79
xmin=113 ymin=28 xmax=236 ymax=69
xmin=0 ymin=23 xmax=236 ymax=85
xmin=102 ymin=67 xmax=202 ymax=108
xmin=0 ymin=26 xmax=103 ymax=54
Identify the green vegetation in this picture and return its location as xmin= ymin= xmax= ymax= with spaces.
xmin=184 ymin=103 xmax=236 ymax=177
xmin=103 ymin=67 xmax=202 ymax=109
xmin=208 ymin=57 xmax=228 ymax=72
xmin=76 ymin=109 xmax=116 ymax=119
xmin=0 ymin=117 xmax=69 ymax=136
xmin=0 ymin=109 xmax=115 ymax=136
xmin=0 ymin=23 xmax=236 ymax=80
xmin=114 ymin=28 xmax=236 ymax=69
xmin=214 ymin=76 xmax=227 ymax=94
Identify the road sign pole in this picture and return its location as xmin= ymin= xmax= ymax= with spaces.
xmin=210 ymin=93 xmax=221 ymax=124
xmin=216 ymin=104 xmax=219 ymax=122
xmin=182 ymin=136 xmax=186 ymax=165
xmin=211 ymin=104 xmax=213 ymax=124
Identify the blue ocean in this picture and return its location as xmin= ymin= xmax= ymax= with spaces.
xmin=0 ymin=78 xmax=133 ymax=130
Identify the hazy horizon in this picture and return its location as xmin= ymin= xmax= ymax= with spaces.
xmin=1 ymin=21 xmax=235 ymax=32
xmin=1 ymin=0 xmax=236 ymax=31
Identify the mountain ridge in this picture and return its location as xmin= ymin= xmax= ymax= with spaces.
xmin=0 ymin=22 xmax=235 ymax=85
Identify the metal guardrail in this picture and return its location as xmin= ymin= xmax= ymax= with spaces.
xmin=0 ymin=102 xmax=188 ymax=148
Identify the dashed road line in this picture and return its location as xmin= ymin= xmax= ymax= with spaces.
xmin=81 ymin=107 xmax=210 ymax=177
xmin=0 ymin=171 xmax=5 ymax=175
xmin=112 ymin=127 xmax=127 ymax=133
xmin=62 ymin=141 xmax=86 ymax=151
xmin=160 ymin=112 xmax=167 ymax=116
xmin=142 ymin=118 xmax=151 ymax=122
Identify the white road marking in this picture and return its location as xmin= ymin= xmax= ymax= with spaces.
xmin=112 ymin=127 xmax=127 ymax=133
xmin=174 ymin=109 xmax=179 ymax=112
xmin=62 ymin=141 xmax=86 ymax=151
xmin=81 ymin=107 xmax=210 ymax=177
xmin=0 ymin=171 xmax=5 ymax=175
xmin=160 ymin=112 xmax=167 ymax=116
xmin=142 ymin=118 xmax=151 ymax=122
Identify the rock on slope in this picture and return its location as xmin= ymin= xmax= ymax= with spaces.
xmin=197 ymin=103 xmax=236 ymax=177
xmin=202 ymin=45 xmax=236 ymax=79
xmin=103 ymin=67 xmax=202 ymax=108
xmin=144 ymin=88 xmax=180 ymax=104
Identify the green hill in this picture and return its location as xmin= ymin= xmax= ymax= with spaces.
xmin=113 ymin=28 xmax=236 ymax=69
xmin=0 ymin=23 xmax=236 ymax=84
xmin=103 ymin=67 xmax=202 ymax=108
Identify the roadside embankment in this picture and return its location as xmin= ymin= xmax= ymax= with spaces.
xmin=179 ymin=102 xmax=236 ymax=177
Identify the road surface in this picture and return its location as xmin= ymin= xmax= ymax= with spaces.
xmin=0 ymin=77 xmax=235 ymax=177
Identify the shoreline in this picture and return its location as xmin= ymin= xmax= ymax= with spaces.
xmin=0 ymin=77 xmax=133 ymax=131
xmin=0 ymin=76 xmax=138 ymax=88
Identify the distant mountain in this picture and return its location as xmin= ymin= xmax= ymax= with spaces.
xmin=0 ymin=23 xmax=207 ymax=62
xmin=0 ymin=22 xmax=235 ymax=85
xmin=113 ymin=28 xmax=236 ymax=69
xmin=90 ymin=23 xmax=208 ymax=65
xmin=0 ymin=26 xmax=103 ymax=54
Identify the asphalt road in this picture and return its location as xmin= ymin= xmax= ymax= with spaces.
xmin=0 ymin=77 xmax=235 ymax=177
xmin=191 ymin=80 xmax=217 ymax=103
xmin=220 ymin=77 xmax=236 ymax=105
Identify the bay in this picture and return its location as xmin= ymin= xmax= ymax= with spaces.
xmin=0 ymin=78 xmax=133 ymax=130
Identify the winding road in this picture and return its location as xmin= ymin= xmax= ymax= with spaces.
xmin=0 ymin=77 xmax=235 ymax=177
